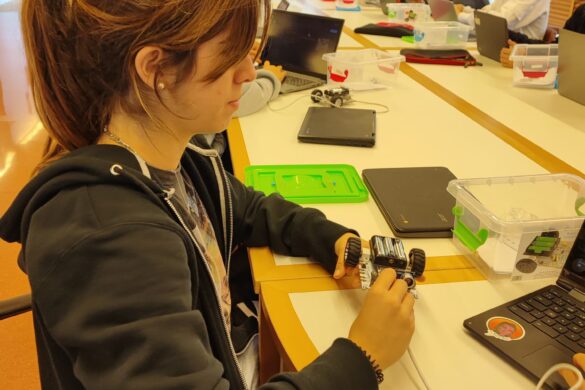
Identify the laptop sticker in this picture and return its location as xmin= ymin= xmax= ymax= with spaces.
xmin=485 ymin=317 xmax=526 ymax=341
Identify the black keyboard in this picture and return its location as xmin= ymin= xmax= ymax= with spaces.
xmin=508 ymin=286 xmax=585 ymax=353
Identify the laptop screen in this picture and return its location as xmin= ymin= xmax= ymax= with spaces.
xmin=560 ymin=221 xmax=585 ymax=293
xmin=261 ymin=10 xmax=344 ymax=79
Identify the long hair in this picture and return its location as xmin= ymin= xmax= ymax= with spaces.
xmin=21 ymin=0 xmax=270 ymax=170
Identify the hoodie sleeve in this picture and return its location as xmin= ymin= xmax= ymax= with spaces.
xmin=234 ymin=69 xmax=281 ymax=118
xmin=228 ymin=174 xmax=356 ymax=274
xmin=28 ymin=223 xmax=230 ymax=390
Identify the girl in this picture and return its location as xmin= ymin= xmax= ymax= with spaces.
xmin=0 ymin=0 xmax=415 ymax=389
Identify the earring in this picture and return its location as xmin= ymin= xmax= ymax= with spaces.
xmin=157 ymin=82 xmax=165 ymax=90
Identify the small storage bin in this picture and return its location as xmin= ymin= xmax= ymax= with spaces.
xmin=322 ymin=49 xmax=405 ymax=89
xmin=510 ymin=44 xmax=558 ymax=89
xmin=413 ymin=22 xmax=471 ymax=49
xmin=336 ymin=0 xmax=361 ymax=11
xmin=447 ymin=174 xmax=585 ymax=281
xmin=381 ymin=3 xmax=432 ymax=23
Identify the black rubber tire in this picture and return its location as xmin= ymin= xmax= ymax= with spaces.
xmin=409 ymin=248 xmax=426 ymax=276
xmin=311 ymin=89 xmax=323 ymax=103
xmin=344 ymin=237 xmax=362 ymax=268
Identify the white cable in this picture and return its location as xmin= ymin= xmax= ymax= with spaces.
xmin=535 ymin=363 xmax=584 ymax=390
xmin=267 ymin=94 xmax=311 ymax=112
xmin=267 ymin=91 xmax=390 ymax=113
xmin=350 ymin=99 xmax=390 ymax=114
xmin=408 ymin=347 xmax=432 ymax=390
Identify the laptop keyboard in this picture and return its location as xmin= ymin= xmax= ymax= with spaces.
xmin=508 ymin=285 xmax=585 ymax=353
xmin=285 ymin=75 xmax=316 ymax=87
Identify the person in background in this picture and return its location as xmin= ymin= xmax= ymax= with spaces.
xmin=500 ymin=4 xmax=585 ymax=68
xmin=0 ymin=0 xmax=417 ymax=389
xmin=455 ymin=0 xmax=551 ymax=42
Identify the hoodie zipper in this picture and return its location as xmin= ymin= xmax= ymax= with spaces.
xmin=163 ymin=195 xmax=247 ymax=389
xmin=185 ymin=144 xmax=235 ymax=283
xmin=209 ymin=153 xmax=234 ymax=281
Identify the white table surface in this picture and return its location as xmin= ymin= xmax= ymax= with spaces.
xmin=290 ymin=277 xmax=555 ymax=389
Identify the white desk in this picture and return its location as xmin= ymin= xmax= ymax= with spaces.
xmin=267 ymin=277 xmax=556 ymax=389
xmin=239 ymin=71 xmax=548 ymax=257
xmin=405 ymin=53 xmax=585 ymax=174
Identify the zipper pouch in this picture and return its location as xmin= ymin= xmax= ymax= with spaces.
xmin=399 ymin=49 xmax=482 ymax=67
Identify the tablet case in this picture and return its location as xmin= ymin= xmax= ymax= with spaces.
xmin=354 ymin=22 xmax=414 ymax=38
xmin=362 ymin=167 xmax=457 ymax=238
xmin=297 ymin=107 xmax=376 ymax=148
xmin=400 ymin=49 xmax=480 ymax=67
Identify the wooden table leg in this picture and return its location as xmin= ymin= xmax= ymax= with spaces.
xmin=259 ymin=294 xmax=281 ymax=384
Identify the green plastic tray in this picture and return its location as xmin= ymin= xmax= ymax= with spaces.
xmin=244 ymin=164 xmax=368 ymax=204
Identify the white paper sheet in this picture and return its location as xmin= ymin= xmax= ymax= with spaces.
xmin=290 ymin=278 xmax=555 ymax=389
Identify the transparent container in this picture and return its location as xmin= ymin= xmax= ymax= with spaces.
xmin=381 ymin=3 xmax=432 ymax=23
xmin=413 ymin=22 xmax=471 ymax=49
xmin=447 ymin=174 xmax=585 ymax=281
xmin=322 ymin=49 xmax=405 ymax=89
xmin=336 ymin=0 xmax=361 ymax=11
xmin=510 ymin=44 xmax=558 ymax=89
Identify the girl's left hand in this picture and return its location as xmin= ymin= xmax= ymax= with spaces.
xmin=333 ymin=232 xmax=367 ymax=287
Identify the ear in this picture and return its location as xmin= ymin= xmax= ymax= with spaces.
xmin=134 ymin=46 xmax=166 ymax=90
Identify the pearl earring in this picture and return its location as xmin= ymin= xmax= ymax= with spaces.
xmin=157 ymin=82 xmax=165 ymax=90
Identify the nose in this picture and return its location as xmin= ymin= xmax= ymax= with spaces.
xmin=234 ymin=55 xmax=256 ymax=85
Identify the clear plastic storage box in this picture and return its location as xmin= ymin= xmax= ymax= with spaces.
xmin=447 ymin=174 xmax=585 ymax=281
xmin=510 ymin=44 xmax=558 ymax=88
xmin=382 ymin=3 xmax=432 ymax=23
xmin=322 ymin=49 xmax=405 ymax=89
xmin=413 ymin=22 xmax=471 ymax=49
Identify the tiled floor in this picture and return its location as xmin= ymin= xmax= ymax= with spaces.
xmin=1 ymin=3 xmax=44 ymax=389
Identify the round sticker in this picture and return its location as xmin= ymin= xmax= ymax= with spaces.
xmin=515 ymin=258 xmax=538 ymax=273
xmin=484 ymin=317 xmax=525 ymax=341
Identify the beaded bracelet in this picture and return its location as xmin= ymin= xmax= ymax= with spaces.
xmin=349 ymin=340 xmax=384 ymax=384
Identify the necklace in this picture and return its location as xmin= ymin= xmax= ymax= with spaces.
xmin=103 ymin=126 xmax=139 ymax=156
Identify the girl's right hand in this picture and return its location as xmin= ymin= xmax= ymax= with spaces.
xmin=348 ymin=268 xmax=415 ymax=370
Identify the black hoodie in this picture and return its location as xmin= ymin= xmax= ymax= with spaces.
xmin=0 ymin=144 xmax=377 ymax=390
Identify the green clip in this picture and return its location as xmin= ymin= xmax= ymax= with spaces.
xmin=452 ymin=206 xmax=488 ymax=251
xmin=575 ymin=197 xmax=585 ymax=217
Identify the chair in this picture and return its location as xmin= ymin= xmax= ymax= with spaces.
xmin=548 ymin=0 xmax=576 ymax=29
xmin=0 ymin=293 xmax=32 ymax=320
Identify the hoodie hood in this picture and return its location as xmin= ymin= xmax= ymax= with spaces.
xmin=0 ymin=144 xmax=167 ymax=247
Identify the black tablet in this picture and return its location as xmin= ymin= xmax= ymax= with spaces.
xmin=297 ymin=107 xmax=376 ymax=147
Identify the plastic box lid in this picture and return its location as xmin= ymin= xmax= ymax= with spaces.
xmin=244 ymin=164 xmax=369 ymax=204
xmin=510 ymin=44 xmax=559 ymax=62
xmin=322 ymin=49 xmax=405 ymax=67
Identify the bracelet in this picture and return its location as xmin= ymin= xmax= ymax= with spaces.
xmin=349 ymin=340 xmax=384 ymax=384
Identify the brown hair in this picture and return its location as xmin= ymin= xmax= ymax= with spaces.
xmin=22 ymin=0 xmax=270 ymax=169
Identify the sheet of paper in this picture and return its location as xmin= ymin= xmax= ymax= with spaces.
xmin=290 ymin=278 xmax=555 ymax=389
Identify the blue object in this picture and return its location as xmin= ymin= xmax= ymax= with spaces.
xmin=336 ymin=5 xmax=361 ymax=11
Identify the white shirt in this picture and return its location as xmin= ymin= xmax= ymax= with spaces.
xmin=458 ymin=0 xmax=551 ymax=40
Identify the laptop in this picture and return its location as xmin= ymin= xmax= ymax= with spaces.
xmin=558 ymin=29 xmax=585 ymax=107
xmin=428 ymin=0 xmax=458 ymax=21
xmin=261 ymin=10 xmax=344 ymax=94
xmin=361 ymin=167 xmax=456 ymax=238
xmin=297 ymin=107 xmax=376 ymax=147
xmin=464 ymin=222 xmax=585 ymax=389
xmin=474 ymin=11 xmax=509 ymax=62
